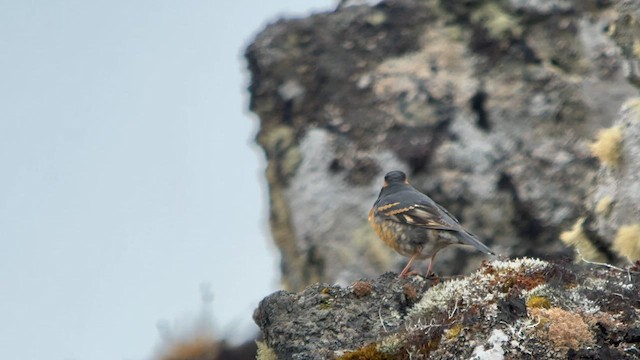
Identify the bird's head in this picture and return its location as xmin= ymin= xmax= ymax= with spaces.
xmin=377 ymin=170 xmax=411 ymax=199
xmin=383 ymin=170 xmax=409 ymax=187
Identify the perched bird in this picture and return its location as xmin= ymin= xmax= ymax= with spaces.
xmin=369 ymin=170 xmax=494 ymax=277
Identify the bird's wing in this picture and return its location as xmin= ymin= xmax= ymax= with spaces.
xmin=374 ymin=196 xmax=460 ymax=231
xmin=374 ymin=191 xmax=495 ymax=255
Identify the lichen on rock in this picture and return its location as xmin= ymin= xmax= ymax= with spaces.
xmin=254 ymin=258 xmax=640 ymax=359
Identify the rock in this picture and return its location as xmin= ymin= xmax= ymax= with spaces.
xmin=254 ymin=258 xmax=640 ymax=359
xmin=608 ymin=0 xmax=640 ymax=88
xmin=245 ymin=0 xmax=640 ymax=290
xmin=254 ymin=274 xmax=430 ymax=359
xmin=585 ymin=98 xmax=640 ymax=263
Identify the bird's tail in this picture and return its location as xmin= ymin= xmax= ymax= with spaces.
xmin=456 ymin=230 xmax=495 ymax=255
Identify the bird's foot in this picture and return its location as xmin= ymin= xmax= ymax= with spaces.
xmin=398 ymin=270 xmax=421 ymax=278
xmin=425 ymin=272 xmax=440 ymax=283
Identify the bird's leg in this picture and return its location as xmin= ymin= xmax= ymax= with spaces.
xmin=426 ymin=251 xmax=439 ymax=276
xmin=399 ymin=253 xmax=419 ymax=278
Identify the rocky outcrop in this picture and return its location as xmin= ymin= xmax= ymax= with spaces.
xmin=245 ymin=0 xmax=640 ymax=290
xmin=254 ymin=273 xmax=430 ymax=360
xmin=582 ymin=99 xmax=640 ymax=263
xmin=254 ymin=259 xmax=640 ymax=359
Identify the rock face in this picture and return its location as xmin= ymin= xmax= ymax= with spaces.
xmin=587 ymin=99 xmax=640 ymax=262
xmin=608 ymin=0 xmax=640 ymax=87
xmin=254 ymin=259 xmax=640 ymax=359
xmin=245 ymin=0 xmax=640 ymax=290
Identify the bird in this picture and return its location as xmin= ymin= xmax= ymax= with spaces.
xmin=369 ymin=170 xmax=494 ymax=277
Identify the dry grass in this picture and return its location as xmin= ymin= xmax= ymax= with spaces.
xmin=613 ymin=223 xmax=640 ymax=261
xmin=157 ymin=336 xmax=219 ymax=360
xmin=589 ymin=126 xmax=623 ymax=167
xmin=595 ymin=196 xmax=614 ymax=216
xmin=529 ymin=307 xmax=593 ymax=352
xmin=559 ymin=218 xmax=606 ymax=262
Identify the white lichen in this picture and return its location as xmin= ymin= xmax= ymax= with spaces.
xmin=408 ymin=278 xmax=470 ymax=318
xmin=376 ymin=333 xmax=405 ymax=354
xmin=470 ymin=329 xmax=509 ymax=360
xmin=409 ymin=259 xmax=550 ymax=321
xmin=522 ymin=283 xmax=549 ymax=299
xmin=489 ymin=257 xmax=549 ymax=272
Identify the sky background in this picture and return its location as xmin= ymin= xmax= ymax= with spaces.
xmin=0 ymin=1 xmax=333 ymax=359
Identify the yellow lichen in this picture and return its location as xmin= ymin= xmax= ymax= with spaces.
xmin=527 ymin=295 xmax=551 ymax=309
xmin=445 ymin=323 xmax=463 ymax=339
xmin=595 ymin=196 xmax=614 ymax=216
xmin=589 ymin=126 xmax=623 ymax=167
xmin=613 ymin=224 xmax=640 ymax=262
xmin=559 ymin=218 xmax=607 ymax=262
xmin=256 ymin=341 xmax=278 ymax=360
xmin=634 ymin=40 xmax=640 ymax=58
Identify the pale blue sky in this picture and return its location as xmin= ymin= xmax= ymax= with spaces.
xmin=0 ymin=1 xmax=332 ymax=359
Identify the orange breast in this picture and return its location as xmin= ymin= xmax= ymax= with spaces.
xmin=369 ymin=208 xmax=402 ymax=253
